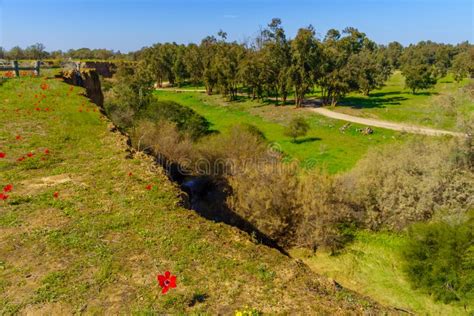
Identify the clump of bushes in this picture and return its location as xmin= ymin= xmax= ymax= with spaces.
xmin=140 ymin=100 xmax=210 ymax=140
xmin=403 ymin=212 xmax=474 ymax=304
xmin=344 ymin=137 xmax=474 ymax=230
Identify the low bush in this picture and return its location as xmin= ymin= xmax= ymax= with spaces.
xmin=140 ymin=100 xmax=210 ymax=140
xmin=344 ymin=138 xmax=474 ymax=230
xmin=296 ymin=171 xmax=358 ymax=252
xmin=284 ymin=117 xmax=310 ymax=142
xmin=403 ymin=212 xmax=474 ymax=304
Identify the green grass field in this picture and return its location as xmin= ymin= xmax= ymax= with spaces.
xmin=0 ymin=76 xmax=385 ymax=314
xmin=155 ymin=91 xmax=410 ymax=173
xmin=332 ymin=72 xmax=472 ymax=131
xmin=291 ymin=231 xmax=469 ymax=315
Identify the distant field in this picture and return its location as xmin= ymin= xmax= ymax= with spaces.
xmin=332 ymin=72 xmax=472 ymax=131
xmin=291 ymin=231 xmax=468 ymax=315
xmin=155 ymin=91 xmax=410 ymax=173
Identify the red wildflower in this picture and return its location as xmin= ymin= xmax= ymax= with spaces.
xmin=157 ymin=271 xmax=177 ymax=294
xmin=0 ymin=193 xmax=8 ymax=201
xmin=35 ymin=107 xmax=41 ymax=111
xmin=53 ymin=192 xmax=59 ymax=199
xmin=128 ymin=172 xmax=133 ymax=177
xmin=44 ymin=149 xmax=50 ymax=155
xmin=17 ymin=156 xmax=25 ymax=162
xmin=16 ymin=135 xmax=22 ymax=140
xmin=27 ymin=152 xmax=34 ymax=158
xmin=0 ymin=152 xmax=5 ymax=158
xmin=3 ymin=184 xmax=13 ymax=193
xmin=40 ymin=83 xmax=49 ymax=91
xmin=146 ymin=184 xmax=153 ymax=190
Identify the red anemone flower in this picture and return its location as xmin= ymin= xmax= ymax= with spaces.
xmin=0 ymin=193 xmax=8 ymax=201
xmin=17 ymin=156 xmax=25 ymax=162
xmin=44 ymin=149 xmax=50 ymax=155
xmin=128 ymin=172 xmax=133 ymax=177
xmin=3 ymin=184 xmax=13 ymax=193
xmin=27 ymin=152 xmax=34 ymax=158
xmin=0 ymin=152 xmax=5 ymax=158
xmin=146 ymin=184 xmax=153 ymax=191
xmin=16 ymin=135 xmax=22 ymax=140
xmin=53 ymin=192 xmax=59 ymax=199
xmin=157 ymin=271 xmax=177 ymax=294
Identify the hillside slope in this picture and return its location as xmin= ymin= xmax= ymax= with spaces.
xmin=0 ymin=77 xmax=389 ymax=314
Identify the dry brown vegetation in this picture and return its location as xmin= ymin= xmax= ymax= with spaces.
xmin=345 ymin=137 xmax=474 ymax=230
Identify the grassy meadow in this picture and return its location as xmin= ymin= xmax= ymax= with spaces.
xmin=155 ymin=91 xmax=410 ymax=173
xmin=332 ymin=72 xmax=472 ymax=131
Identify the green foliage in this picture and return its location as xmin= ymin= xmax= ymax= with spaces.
xmin=403 ymin=213 xmax=474 ymax=304
xmin=284 ymin=117 xmax=310 ymax=142
xmin=289 ymin=26 xmax=320 ymax=107
xmin=401 ymin=43 xmax=439 ymax=93
xmin=140 ymin=100 xmax=210 ymax=140
xmin=452 ymin=48 xmax=474 ymax=82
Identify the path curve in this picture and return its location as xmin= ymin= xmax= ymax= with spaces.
xmin=309 ymin=107 xmax=466 ymax=137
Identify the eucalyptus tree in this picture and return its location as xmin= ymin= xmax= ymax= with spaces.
xmin=239 ymin=49 xmax=265 ymax=99
xmin=349 ymin=42 xmax=392 ymax=96
xmin=215 ymin=37 xmax=246 ymax=100
xmin=260 ymin=18 xmax=292 ymax=104
xmin=386 ymin=41 xmax=403 ymax=69
xmin=172 ymin=45 xmax=189 ymax=87
xmin=400 ymin=43 xmax=438 ymax=93
xmin=200 ymin=36 xmax=219 ymax=95
xmin=184 ymin=43 xmax=204 ymax=85
xmin=451 ymin=48 xmax=474 ymax=82
xmin=289 ymin=26 xmax=320 ymax=108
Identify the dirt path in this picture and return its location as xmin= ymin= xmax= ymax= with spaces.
xmin=308 ymin=107 xmax=466 ymax=137
xmin=156 ymin=88 xmax=206 ymax=93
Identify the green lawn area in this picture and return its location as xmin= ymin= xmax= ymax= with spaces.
xmin=155 ymin=91 xmax=410 ymax=173
xmin=0 ymin=76 xmax=386 ymax=314
xmin=332 ymin=71 xmax=472 ymax=131
xmin=291 ymin=231 xmax=469 ymax=315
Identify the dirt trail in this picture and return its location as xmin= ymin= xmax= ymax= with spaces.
xmin=309 ymin=107 xmax=466 ymax=137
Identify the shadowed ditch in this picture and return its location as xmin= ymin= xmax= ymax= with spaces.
xmin=150 ymin=152 xmax=290 ymax=256
xmin=61 ymin=69 xmax=289 ymax=257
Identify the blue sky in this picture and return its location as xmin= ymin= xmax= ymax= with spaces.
xmin=1 ymin=0 xmax=472 ymax=52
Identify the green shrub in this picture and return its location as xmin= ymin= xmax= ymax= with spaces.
xmin=284 ymin=117 xmax=310 ymax=142
xmin=140 ymin=100 xmax=210 ymax=140
xmin=403 ymin=212 xmax=474 ymax=305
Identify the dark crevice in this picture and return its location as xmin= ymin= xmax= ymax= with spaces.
xmin=61 ymin=70 xmax=290 ymax=257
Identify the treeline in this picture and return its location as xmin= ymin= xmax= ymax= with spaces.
xmin=0 ymin=43 xmax=137 ymax=61
xmin=136 ymin=19 xmax=473 ymax=106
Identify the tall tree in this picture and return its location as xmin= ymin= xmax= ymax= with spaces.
xmin=260 ymin=18 xmax=292 ymax=104
xmin=401 ymin=43 xmax=438 ymax=93
xmin=386 ymin=41 xmax=403 ymax=69
xmin=200 ymin=36 xmax=218 ymax=95
xmin=451 ymin=48 xmax=474 ymax=82
xmin=289 ymin=26 xmax=320 ymax=108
